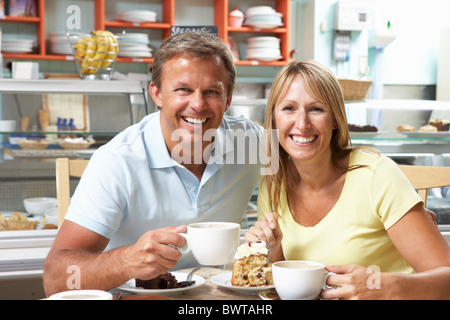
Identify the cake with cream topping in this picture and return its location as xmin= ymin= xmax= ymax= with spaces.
xmin=231 ymin=241 xmax=273 ymax=287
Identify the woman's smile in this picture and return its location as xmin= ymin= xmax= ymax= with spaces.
xmin=290 ymin=134 xmax=318 ymax=144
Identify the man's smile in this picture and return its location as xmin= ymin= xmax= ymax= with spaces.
xmin=182 ymin=116 xmax=207 ymax=125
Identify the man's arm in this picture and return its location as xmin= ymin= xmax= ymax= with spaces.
xmin=43 ymin=220 xmax=187 ymax=297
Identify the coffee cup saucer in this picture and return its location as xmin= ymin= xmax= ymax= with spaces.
xmin=259 ymin=288 xmax=280 ymax=300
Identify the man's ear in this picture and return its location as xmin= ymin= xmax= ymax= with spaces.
xmin=149 ymin=82 xmax=162 ymax=108
xmin=225 ymin=93 xmax=233 ymax=111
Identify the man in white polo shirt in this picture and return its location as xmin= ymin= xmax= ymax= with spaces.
xmin=43 ymin=31 xmax=265 ymax=295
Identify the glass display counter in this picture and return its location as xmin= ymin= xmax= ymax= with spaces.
xmin=0 ymin=79 xmax=149 ymax=286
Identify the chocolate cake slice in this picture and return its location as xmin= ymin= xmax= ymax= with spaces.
xmin=135 ymin=272 xmax=182 ymax=289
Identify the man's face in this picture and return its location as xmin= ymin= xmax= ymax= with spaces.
xmin=150 ymin=54 xmax=232 ymax=160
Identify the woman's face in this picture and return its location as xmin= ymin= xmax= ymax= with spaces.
xmin=273 ymin=74 xmax=336 ymax=166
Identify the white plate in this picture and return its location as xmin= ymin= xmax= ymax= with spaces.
xmin=245 ymin=22 xmax=283 ymax=29
xmin=246 ymin=55 xmax=282 ymax=62
xmin=2 ymin=39 xmax=34 ymax=44
xmin=120 ymin=32 xmax=150 ymax=39
xmin=118 ymin=43 xmax=152 ymax=49
xmin=118 ymin=10 xmax=156 ymax=15
xmin=210 ymin=271 xmax=274 ymax=295
xmin=247 ymin=49 xmax=280 ymax=56
xmin=3 ymin=43 xmax=33 ymax=47
xmin=118 ymin=272 xmax=205 ymax=295
xmin=116 ymin=11 xmax=157 ymax=23
xmin=116 ymin=17 xmax=157 ymax=23
xmin=247 ymin=36 xmax=280 ymax=42
xmin=118 ymin=51 xmax=152 ymax=58
xmin=401 ymin=131 xmax=450 ymax=138
xmin=247 ymin=44 xmax=280 ymax=49
xmin=119 ymin=38 xmax=150 ymax=45
xmin=117 ymin=10 xmax=156 ymax=19
xmin=349 ymin=132 xmax=380 ymax=139
xmin=119 ymin=46 xmax=152 ymax=52
xmin=2 ymin=49 xmax=33 ymax=53
xmin=245 ymin=6 xmax=277 ymax=16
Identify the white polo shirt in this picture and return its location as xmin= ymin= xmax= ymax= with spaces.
xmin=65 ymin=111 xmax=263 ymax=269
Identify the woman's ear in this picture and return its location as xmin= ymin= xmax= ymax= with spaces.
xmin=332 ymin=119 xmax=338 ymax=130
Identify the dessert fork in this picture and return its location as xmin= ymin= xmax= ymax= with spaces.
xmin=179 ymin=266 xmax=200 ymax=287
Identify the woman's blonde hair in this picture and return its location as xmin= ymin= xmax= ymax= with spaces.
xmin=263 ymin=60 xmax=356 ymax=215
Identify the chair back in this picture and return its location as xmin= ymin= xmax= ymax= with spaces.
xmin=55 ymin=158 xmax=89 ymax=227
xmin=398 ymin=165 xmax=450 ymax=206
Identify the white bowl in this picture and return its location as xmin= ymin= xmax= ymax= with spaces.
xmin=23 ymin=197 xmax=57 ymax=216
xmin=0 ymin=120 xmax=16 ymax=132
xmin=44 ymin=207 xmax=58 ymax=225
xmin=247 ymin=36 xmax=280 ymax=43
xmin=245 ymin=6 xmax=276 ymax=17
xmin=247 ymin=50 xmax=281 ymax=58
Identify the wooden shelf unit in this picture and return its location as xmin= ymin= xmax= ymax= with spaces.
xmin=0 ymin=0 xmax=289 ymax=67
xmin=0 ymin=0 xmax=174 ymax=64
xmin=215 ymin=0 xmax=291 ymax=66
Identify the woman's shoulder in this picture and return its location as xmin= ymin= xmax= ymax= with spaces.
xmin=350 ymin=147 xmax=402 ymax=176
xmin=350 ymin=147 xmax=389 ymax=165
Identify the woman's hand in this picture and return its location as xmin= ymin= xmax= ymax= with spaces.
xmin=245 ymin=211 xmax=284 ymax=261
xmin=320 ymin=264 xmax=391 ymax=300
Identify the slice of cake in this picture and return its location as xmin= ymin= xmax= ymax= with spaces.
xmin=231 ymin=241 xmax=273 ymax=287
xmin=135 ymin=272 xmax=182 ymax=289
xmin=429 ymin=119 xmax=450 ymax=131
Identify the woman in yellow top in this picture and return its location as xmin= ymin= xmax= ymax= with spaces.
xmin=246 ymin=60 xmax=450 ymax=299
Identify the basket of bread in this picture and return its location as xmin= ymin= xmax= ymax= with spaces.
xmin=18 ymin=139 xmax=51 ymax=150
xmin=58 ymin=137 xmax=95 ymax=150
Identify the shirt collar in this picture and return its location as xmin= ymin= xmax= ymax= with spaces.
xmin=145 ymin=112 xmax=234 ymax=169
xmin=145 ymin=112 xmax=178 ymax=169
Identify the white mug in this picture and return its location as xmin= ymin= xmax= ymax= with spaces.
xmin=272 ymin=260 xmax=335 ymax=300
xmin=178 ymin=222 xmax=240 ymax=266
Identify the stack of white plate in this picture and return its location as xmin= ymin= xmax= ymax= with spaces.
xmin=244 ymin=6 xmax=283 ymax=29
xmin=246 ymin=36 xmax=282 ymax=62
xmin=1 ymin=38 xmax=34 ymax=53
xmin=117 ymin=33 xmax=152 ymax=58
xmin=116 ymin=10 xmax=157 ymax=23
xmin=49 ymin=32 xmax=73 ymax=55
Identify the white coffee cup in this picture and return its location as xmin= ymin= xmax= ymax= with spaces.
xmin=47 ymin=289 xmax=113 ymax=300
xmin=272 ymin=260 xmax=335 ymax=300
xmin=178 ymin=222 xmax=240 ymax=266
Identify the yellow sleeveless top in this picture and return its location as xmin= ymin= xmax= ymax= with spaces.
xmin=257 ymin=149 xmax=422 ymax=273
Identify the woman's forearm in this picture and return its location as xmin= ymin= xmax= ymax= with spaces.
xmin=387 ymin=266 xmax=450 ymax=299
